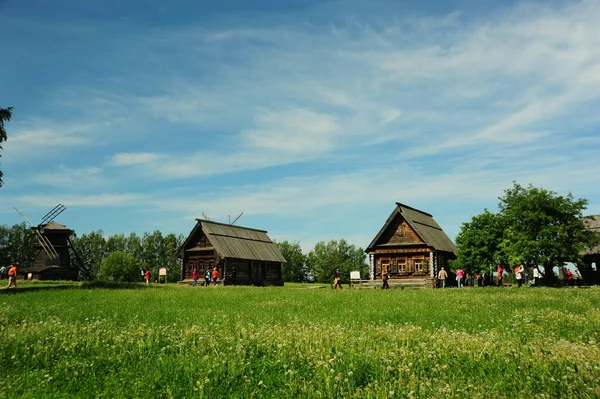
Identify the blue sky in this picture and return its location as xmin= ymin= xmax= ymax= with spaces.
xmin=1 ymin=0 xmax=599 ymax=252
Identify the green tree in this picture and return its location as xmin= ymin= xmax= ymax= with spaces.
xmin=105 ymin=233 xmax=127 ymax=253
xmin=0 ymin=107 xmax=13 ymax=187
xmin=455 ymin=210 xmax=506 ymax=275
xmin=275 ymin=240 xmax=307 ymax=282
xmin=71 ymin=230 xmax=107 ymax=279
xmin=0 ymin=223 xmax=37 ymax=268
xmin=98 ymin=251 xmax=141 ymax=282
xmin=306 ymin=239 xmax=368 ymax=284
xmin=162 ymin=233 xmax=185 ymax=283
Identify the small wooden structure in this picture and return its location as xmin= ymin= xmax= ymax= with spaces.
xmin=365 ymin=203 xmax=457 ymax=288
xmin=581 ymin=215 xmax=600 ymax=284
xmin=178 ymin=219 xmax=285 ymax=286
xmin=23 ymin=221 xmax=79 ymax=281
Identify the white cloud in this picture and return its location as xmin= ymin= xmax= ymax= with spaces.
xmin=112 ymin=152 xmax=164 ymax=166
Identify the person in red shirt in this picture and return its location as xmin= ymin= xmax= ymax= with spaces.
xmin=565 ymin=269 xmax=573 ymax=287
xmin=192 ymin=268 xmax=199 ymax=287
xmin=7 ymin=264 xmax=17 ymax=288
xmin=144 ymin=269 xmax=151 ymax=284
xmin=211 ymin=267 xmax=219 ymax=286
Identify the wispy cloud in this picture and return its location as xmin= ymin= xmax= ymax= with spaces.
xmin=1 ymin=0 xmax=599 ymax=251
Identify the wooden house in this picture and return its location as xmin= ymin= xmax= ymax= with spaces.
xmin=581 ymin=215 xmax=600 ymax=284
xmin=178 ymin=219 xmax=286 ymax=286
xmin=365 ymin=203 xmax=456 ymax=288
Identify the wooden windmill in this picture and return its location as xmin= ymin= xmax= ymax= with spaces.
xmin=13 ymin=204 xmax=85 ymax=280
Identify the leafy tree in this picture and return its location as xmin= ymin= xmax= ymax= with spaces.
xmin=306 ymin=239 xmax=368 ymax=284
xmin=0 ymin=223 xmax=37 ymax=268
xmin=161 ymin=233 xmax=185 ymax=283
xmin=275 ymin=240 xmax=308 ymax=282
xmin=0 ymin=107 xmax=13 ymax=187
xmin=105 ymin=233 xmax=127 ymax=253
xmin=98 ymin=251 xmax=141 ymax=282
xmin=455 ymin=210 xmax=506 ymax=274
xmin=71 ymin=230 xmax=107 ymax=278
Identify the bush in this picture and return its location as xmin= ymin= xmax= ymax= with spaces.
xmin=98 ymin=251 xmax=141 ymax=282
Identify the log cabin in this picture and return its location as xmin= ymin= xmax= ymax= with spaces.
xmin=178 ymin=219 xmax=285 ymax=286
xmin=581 ymin=215 xmax=600 ymax=285
xmin=366 ymin=203 xmax=456 ymax=288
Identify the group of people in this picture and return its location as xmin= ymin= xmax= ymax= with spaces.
xmin=191 ymin=267 xmax=231 ymax=287
xmin=437 ymin=263 xmax=550 ymax=288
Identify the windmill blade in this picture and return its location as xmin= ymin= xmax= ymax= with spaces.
xmin=13 ymin=207 xmax=59 ymax=259
xmin=13 ymin=207 xmax=34 ymax=227
xmin=202 ymin=212 xmax=212 ymax=221
xmin=231 ymin=212 xmax=244 ymax=225
xmin=40 ymin=204 xmax=66 ymax=225
xmin=35 ymin=233 xmax=58 ymax=260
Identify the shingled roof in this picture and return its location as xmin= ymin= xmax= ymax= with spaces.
xmin=366 ymin=203 xmax=457 ymax=253
xmin=180 ymin=219 xmax=286 ymax=263
xmin=582 ymin=215 xmax=600 ymax=256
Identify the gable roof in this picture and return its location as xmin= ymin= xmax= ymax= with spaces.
xmin=582 ymin=215 xmax=600 ymax=256
xmin=366 ymin=202 xmax=457 ymax=253
xmin=179 ymin=219 xmax=286 ymax=263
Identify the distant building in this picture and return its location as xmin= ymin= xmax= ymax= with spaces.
xmin=581 ymin=215 xmax=600 ymax=284
xmin=178 ymin=219 xmax=286 ymax=286
xmin=365 ymin=203 xmax=456 ymax=288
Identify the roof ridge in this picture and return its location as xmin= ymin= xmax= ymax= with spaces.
xmin=197 ymin=219 xmax=267 ymax=233
xmin=396 ymin=202 xmax=433 ymax=217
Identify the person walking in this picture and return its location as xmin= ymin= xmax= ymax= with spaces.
xmin=456 ymin=268 xmax=464 ymax=288
xmin=332 ymin=268 xmax=343 ymax=290
xmin=381 ymin=269 xmax=390 ymax=289
xmin=230 ymin=266 xmax=237 ymax=286
xmin=7 ymin=264 xmax=17 ymax=288
xmin=438 ymin=267 xmax=448 ymax=288
xmin=515 ymin=264 xmax=524 ymax=288
xmin=204 ymin=269 xmax=211 ymax=287
xmin=144 ymin=269 xmax=151 ymax=285
xmin=475 ymin=272 xmax=483 ymax=287
xmin=211 ymin=267 xmax=219 ymax=286
xmin=192 ymin=268 xmax=199 ymax=287
xmin=496 ymin=264 xmax=504 ymax=287
xmin=565 ymin=269 xmax=573 ymax=287
xmin=532 ymin=266 xmax=543 ymax=287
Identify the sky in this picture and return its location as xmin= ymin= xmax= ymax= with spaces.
xmin=1 ymin=0 xmax=599 ymax=253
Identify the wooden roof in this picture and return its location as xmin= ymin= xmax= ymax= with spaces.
xmin=366 ymin=202 xmax=457 ymax=253
xmin=582 ymin=215 xmax=600 ymax=256
xmin=37 ymin=221 xmax=72 ymax=234
xmin=179 ymin=219 xmax=286 ymax=263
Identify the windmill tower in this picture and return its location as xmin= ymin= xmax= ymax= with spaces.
xmin=13 ymin=204 xmax=84 ymax=280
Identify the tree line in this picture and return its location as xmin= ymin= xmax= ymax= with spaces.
xmin=0 ymin=224 xmax=369 ymax=284
xmin=0 ymin=226 xmax=185 ymax=283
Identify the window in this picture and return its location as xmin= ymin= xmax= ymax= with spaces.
xmin=414 ymin=257 xmax=425 ymax=273
xmin=398 ymin=259 xmax=407 ymax=273
xmin=390 ymin=259 xmax=398 ymax=274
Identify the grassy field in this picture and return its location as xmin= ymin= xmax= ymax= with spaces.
xmin=1 ymin=282 xmax=599 ymax=398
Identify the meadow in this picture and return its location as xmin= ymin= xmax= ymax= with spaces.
xmin=1 ymin=282 xmax=599 ymax=398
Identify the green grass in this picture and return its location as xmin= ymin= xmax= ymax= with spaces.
xmin=1 ymin=283 xmax=599 ymax=398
